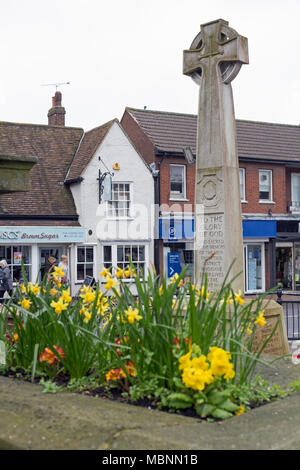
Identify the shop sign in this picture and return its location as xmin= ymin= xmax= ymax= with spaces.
xmin=159 ymin=219 xmax=194 ymax=240
xmin=0 ymin=226 xmax=86 ymax=244
xmin=168 ymin=252 xmax=181 ymax=278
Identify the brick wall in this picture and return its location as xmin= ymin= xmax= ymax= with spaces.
xmin=241 ymin=162 xmax=286 ymax=214
xmin=121 ymin=112 xmax=291 ymax=216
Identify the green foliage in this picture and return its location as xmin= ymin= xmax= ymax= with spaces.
xmin=0 ymin=262 xmax=286 ymax=420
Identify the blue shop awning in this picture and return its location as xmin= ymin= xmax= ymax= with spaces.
xmin=242 ymin=220 xmax=276 ymax=238
xmin=159 ymin=218 xmax=276 ymax=240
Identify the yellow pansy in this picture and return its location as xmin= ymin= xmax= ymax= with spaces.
xmin=235 ymin=405 xmax=245 ymax=416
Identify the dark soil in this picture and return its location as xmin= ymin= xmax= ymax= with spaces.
xmin=0 ymin=366 xmax=272 ymax=422
xmin=0 ymin=367 xmax=206 ymax=420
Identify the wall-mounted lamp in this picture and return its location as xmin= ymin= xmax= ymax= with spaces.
xmin=113 ymin=162 xmax=120 ymax=170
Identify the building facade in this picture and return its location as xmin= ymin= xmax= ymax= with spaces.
xmin=121 ymin=107 xmax=300 ymax=293
xmin=0 ymin=95 xmax=154 ymax=295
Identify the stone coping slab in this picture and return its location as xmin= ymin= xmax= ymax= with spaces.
xmin=0 ymin=356 xmax=300 ymax=450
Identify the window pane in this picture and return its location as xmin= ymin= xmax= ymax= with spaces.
xmin=103 ymin=246 xmax=112 ymax=262
xmin=139 ymin=246 xmax=145 ymax=261
xmin=247 ymin=245 xmax=262 ymax=291
xmin=259 ymin=171 xmax=271 ymax=200
xmin=77 ymin=247 xmax=85 ymax=262
xmin=132 ymin=246 xmax=138 ymax=261
xmin=77 ymin=264 xmax=85 ymax=281
xmin=86 ymin=248 xmax=94 ymax=262
xmin=85 ymin=264 xmax=94 ymax=277
xmin=117 ymin=246 xmax=124 ymax=262
xmin=292 ymin=174 xmax=300 ymax=205
xmin=125 ymin=246 xmax=131 ymax=261
xmin=170 ymin=166 xmax=184 ymax=195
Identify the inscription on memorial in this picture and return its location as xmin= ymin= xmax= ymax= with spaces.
xmin=198 ymin=213 xmax=225 ymax=290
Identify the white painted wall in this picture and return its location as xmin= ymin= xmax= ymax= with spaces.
xmin=70 ymin=120 xmax=155 ymax=290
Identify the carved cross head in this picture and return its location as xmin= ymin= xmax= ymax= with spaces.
xmin=183 ymin=19 xmax=249 ymax=85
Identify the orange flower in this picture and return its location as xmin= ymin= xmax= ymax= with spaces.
xmin=125 ymin=361 xmax=136 ymax=377
xmin=39 ymin=345 xmax=65 ymax=365
xmin=105 ymin=368 xmax=126 ymax=381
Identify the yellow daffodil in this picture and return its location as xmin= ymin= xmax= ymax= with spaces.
xmin=19 ymin=298 xmax=31 ymax=310
xmin=255 ymin=310 xmax=267 ymax=327
xmin=61 ymin=288 xmax=72 ymax=304
xmin=53 ymin=266 xmax=65 ymax=278
xmin=124 ymin=267 xmax=134 ymax=278
xmin=80 ymin=285 xmax=96 ymax=304
xmin=100 ymin=267 xmax=111 ymax=279
xmin=27 ymin=282 xmax=41 ymax=295
xmin=104 ymin=277 xmax=119 ymax=290
xmin=246 ymin=327 xmax=253 ymax=336
xmin=234 ymin=290 xmax=244 ymax=305
xmin=20 ymin=283 xmax=27 ymax=294
xmin=115 ymin=266 xmax=124 ymax=279
xmin=83 ymin=311 xmax=92 ymax=323
xmin=200 ymin=285 xmax=210 ymax=301
xmin=125 ymin=306 xmax=142 ymax=324
xmin=169 ymin=273 xmax=179 ymax=283
xmin=50 ymin=297 xmax=69 ymax=315
xmin=50 ymin=288 xmax=58 ymax=296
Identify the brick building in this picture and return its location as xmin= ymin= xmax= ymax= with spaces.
xmin=121 ymin=107 xmax=300 ymax=293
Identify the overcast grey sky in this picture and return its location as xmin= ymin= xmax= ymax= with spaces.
xmin=1 ymin=0 xmax=299 ymax=130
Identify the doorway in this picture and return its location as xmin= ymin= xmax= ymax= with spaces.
xmin=276 ymin=245 xmax=293 ymax=289
xmin=39 ymin=247 xmax=63 ymax=281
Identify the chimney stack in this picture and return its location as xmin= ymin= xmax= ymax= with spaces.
xmin=48 ymin=91 xmax=66 ymax=126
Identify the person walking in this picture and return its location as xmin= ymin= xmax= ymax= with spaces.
xmin=0 ymin=260 xmax=13 ymax=303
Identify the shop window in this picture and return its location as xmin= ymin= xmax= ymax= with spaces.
xmin=0 ymin=245 xmax=31 ymax=282
xmin=239 ymin=168 xmax=246 ymax=201
xmin=102 ymin=244 xmax=146 ymax=279
xmin=106 ymin=183 xmax=131 ymax=217
xmin=170 ymin=165 xmax=186 ymax=199
xmin=259 ymin=170 xmax=272 ymax=201
xmin=244 ymin=244 xmax=265 ymax=292
xmin=76 ymin=246 xmax=94 ymax=282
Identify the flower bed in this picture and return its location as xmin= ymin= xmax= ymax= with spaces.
xmin=0 ymin=265 xmax=295 ymax=420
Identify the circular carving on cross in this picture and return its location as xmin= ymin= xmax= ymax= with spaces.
xmin=203 ymin=180 xmax=216 ymax=200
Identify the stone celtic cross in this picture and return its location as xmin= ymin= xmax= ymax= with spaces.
xmin=183 ymin=19 xmax=249 ymax=292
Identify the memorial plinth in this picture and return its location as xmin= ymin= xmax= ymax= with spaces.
xmin=0 ymin=154 xmax=37 ymax=193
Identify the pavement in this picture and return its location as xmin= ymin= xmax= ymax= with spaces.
xmin=1 ymin=355 xmax=300 ymax=451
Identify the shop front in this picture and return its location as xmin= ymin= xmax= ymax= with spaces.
xmin=0 ymin=226 xmax=86 ymax=288
xmin=159 ymin=217 xmax=194 ymax=283
xmin=242 ymin=220 xmax=277 ymax=293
